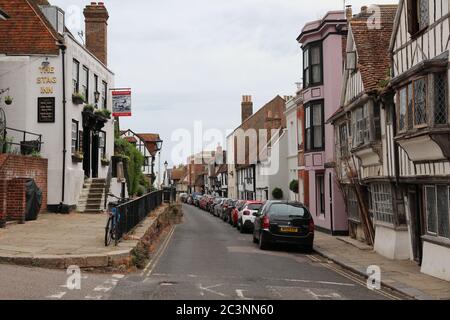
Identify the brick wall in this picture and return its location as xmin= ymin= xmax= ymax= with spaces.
xmin=6 ymin=178 xmax=27 ymax=223
xmin=0 ymin=154 xmax=48 ymax=226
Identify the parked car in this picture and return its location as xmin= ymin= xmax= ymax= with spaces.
xmin=214 ymin=198 xmax=226 ymax=217
xmin=221 ymin=199 xmax=234 ymax=222
xmin=237 ymin=201 xmax=263 ymax=233
xmin=180 ymin=193 xmax=188 ymax=203
xmin=199 ymin=195 xmax=209 ymax=210
xmin=193 ymin=194 xmax=203 ymax=207
xmin=206 ymin=196 xmax=216 ymax=212
xmin=187 ymin=195 xmax=194 ymax=205
xmin=253 ymin=201 xmax=314 ymax=252
xmin=210 ymin=198 xmax=223 ymax=214
xmin=231 ymin=200 xmax=246 ymax=227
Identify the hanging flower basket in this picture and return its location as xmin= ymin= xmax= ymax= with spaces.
xmin=72 ymin=93 xmax=85 ymax=105
xmin=101 ymin=158 xmax=110 ymax=166
xmin=4 ymin=96 xmax=13 ymax=105
xmin=72 ymin=152 xmax=84 ymax=163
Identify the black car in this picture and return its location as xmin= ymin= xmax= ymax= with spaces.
xmin=253 ymin=201 xmax=314 ymax=252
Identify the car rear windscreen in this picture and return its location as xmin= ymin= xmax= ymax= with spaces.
xmin=268 ymin=203 xmax=309 ymax=218
xmin=248 ymin=204 xmax=262 ymax=210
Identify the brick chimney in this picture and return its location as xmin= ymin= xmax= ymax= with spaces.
xmin=83 ymin=2 xmax=109 ymax=65
xmin=241 ymin=95 xmax=253 ymax=123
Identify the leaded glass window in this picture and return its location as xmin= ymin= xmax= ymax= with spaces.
xmin=434 ymin=72 xmax=448 ymax=125
xmin=399 ymin=87 xmax=407 ymax=131
xmin=418 ymin=0 xmax=429 ymax=31
xmin=425 ymin=185 xmax=450 ymax=239
xmin=371 ymin=183 xmax=395 ymax=225
xmin=413 ymin=77 xmax=427 ymax=126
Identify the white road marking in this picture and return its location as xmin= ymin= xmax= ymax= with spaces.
xmin=93 ymin=285 xmax=113 ymax=293
xmin=47 ymin=292 xmax=66 ymax=299
xmin=305 ymin=288 xmax=342 ymax=300
xmin=198 ymin=283 xmax=228 ymax=297
xmin=112 ymin=274 xmax=125 ymax=279
xmin=141 ymin=225 xmax=176 ymax=277
xmin=236 ymin=289 xmax=252 ymax=300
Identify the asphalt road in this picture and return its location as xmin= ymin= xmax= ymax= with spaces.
xmin=109 ymin=204 xmax=400 ymax=300
xmin=0 ymin=204 xmax=403 ymax=300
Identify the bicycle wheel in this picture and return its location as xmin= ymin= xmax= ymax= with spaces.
xmin=105 ymin=217 xmax=113 ymax=247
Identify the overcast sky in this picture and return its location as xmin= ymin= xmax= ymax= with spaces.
xmin=51 ymin=0 xmax=398 ymax=166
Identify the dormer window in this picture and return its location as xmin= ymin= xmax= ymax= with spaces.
xmin=407 ymin=0 xmax=429 ymax=36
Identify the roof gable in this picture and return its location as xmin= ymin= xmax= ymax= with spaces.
xmin=348 ymin=5 xmax=397 ymax=94
xmin=0 ymin=0 xmax=61 ymax=55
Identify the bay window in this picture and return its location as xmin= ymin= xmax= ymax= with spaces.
xmin=371 ymin=183 xmax=395 ymax=225
xmin=352 ymin=104 xmax=370 ymax=147
xmin=397 ymin=72 xmax=448 ymax=132
xmin=425 ymin=185 xmax=450 ymax=239
xmin=303 ymin=42 xmax=322 ymax=88
xmin=304 ymin=101 xmax=324 ymax=152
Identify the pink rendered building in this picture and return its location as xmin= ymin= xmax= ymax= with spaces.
xmin=296 ymin=11 xmax=348 ymax=235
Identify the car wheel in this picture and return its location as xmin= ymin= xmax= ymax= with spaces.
xmin=259 ymin=232 xmax=269 ymax=250
xmin=253 ymin=233 xmax=258 ymax=244
xmin=240 ymin=223 xmax=246 ymax=234
xmin=237 ymin=221 xmax=241 ymax=231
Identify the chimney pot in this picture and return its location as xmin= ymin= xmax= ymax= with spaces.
xmin=241 ymin=94 xmax=253 ymax=123
xmin=345 ymin=5 xmax=353 ymax=21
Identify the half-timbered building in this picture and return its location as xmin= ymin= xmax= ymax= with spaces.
xmin=330 ymin=5 xmax=406 ymax=259
xmin=390 ymin=0 xmax=450 ymax=281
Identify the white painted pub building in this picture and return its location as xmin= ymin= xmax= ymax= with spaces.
xmin=0 ymin=1 xmax=115 ymax=212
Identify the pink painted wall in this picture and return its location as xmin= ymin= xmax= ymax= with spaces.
xmin=299 ymin=12 xmax=348 ymax=234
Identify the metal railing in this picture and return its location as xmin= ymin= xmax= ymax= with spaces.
xmin=116 ymin=190 xmax=163 ymax=239
xmin=1 ymin=127 xmax=43 ymax=155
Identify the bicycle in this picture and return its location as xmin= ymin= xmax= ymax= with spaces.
xmin=105 ymin=194 xmax=129 ymax=247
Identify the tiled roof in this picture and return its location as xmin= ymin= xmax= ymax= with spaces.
xmin=172 ymin=168 xmax=187 ymax=181
xmin=136 ymin=133 xmax=161 ymax=156
xmin=0 ymin=0 xmax=61 ymax=55
xmin=124 ymin=136 xmax=137 ymax=144
xmin=350 ymin=5 xmax=397 ymax=93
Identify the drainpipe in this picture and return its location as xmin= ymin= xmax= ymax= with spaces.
xmin=60 ymin=44 xmax=67 ymax=211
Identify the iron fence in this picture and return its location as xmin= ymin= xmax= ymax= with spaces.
xmin=116 ymin=190 xmax=163 ymax=239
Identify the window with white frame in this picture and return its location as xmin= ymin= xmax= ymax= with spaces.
xmin=71 ymin=120 xmax=79 ymax=154
xmin=371 ymin=183 xmax=395 ymax=225
xmin=425 ymin=185 xmax=450 ymax=239
xmin=305 ymin=101 xmax=324 ymax=152
xmin=353 ymin=104 xmax=369 ymax=147
xmin=99 ymin=131 xmax=106 ymax=158
xmin=346 ymin=187 xmax=360 ymax=223
xmin=81 ymin=66 xmax=89 ymax=103
xmin=72 ymin=59 xmax=79 ymax=94
xmin=339 ymin=123 xmax=349 ymax=158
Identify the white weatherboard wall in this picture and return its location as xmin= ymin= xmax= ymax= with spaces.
xmin=421 ymin=242 xmax=450 ymax=282
xmin=0 ymin=33 xmax=115 ymax=209
xmin=374 ymin=225 xmax=411 ymax=260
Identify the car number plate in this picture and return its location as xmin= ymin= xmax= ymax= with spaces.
xmin=280 ymin=227 xmax=298 ymax=233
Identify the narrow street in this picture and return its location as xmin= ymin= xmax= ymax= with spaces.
xmin=108 ymin=204 xmax=401 ymax=300
xmin=0 ymin=204 xmax=403 ymax=300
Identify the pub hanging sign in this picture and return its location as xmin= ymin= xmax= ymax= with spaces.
xmin=112 ymin=89 xmax=132 ymax=117
xmin=37 ymin=97 xmax=55 ymax=123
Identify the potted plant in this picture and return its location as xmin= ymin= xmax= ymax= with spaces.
xmin=95 ymin=108 xmax=111 ymax=119
xmin=72 ymin=92 xmax=85 ymax=105
xmin=83 ymin=104 xmax=95 ymax=113
xmin=272 ymin=187 xmax=284 ymax=200
xmin=4 ymin=96 xmax=13 ymax=105
xmin=289 ymin=179 xmax=299 ymax=194
xmin=101 ymin=156 xmax=110 ymax=166
xmin=72 ymin=150 xmax=83 ymax=163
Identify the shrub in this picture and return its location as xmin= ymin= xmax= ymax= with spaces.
xmin=272 ymin=187 xmax=283 ymax=200
xmin=115 ymin=137 xmax=146 ymax=197
xmin=289 ymin=179 xmax=299 ymax=194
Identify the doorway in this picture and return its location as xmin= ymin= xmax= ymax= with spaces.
xmin=82 ymin=130 xmax=99 ymax=179
xmin=408 ymin=186 xmax=423 ymax=265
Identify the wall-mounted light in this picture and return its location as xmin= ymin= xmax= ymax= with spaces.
xmin=41 ymin=57 xmax=50 ymax=68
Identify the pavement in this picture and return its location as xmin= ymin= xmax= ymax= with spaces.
xmin=108 ymin=204 xmax=404 ymax=300
xmin=314 ymin=232 xmax=450 ymax=300
xmin=0 ymin=205 xmax=168 ymax=269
